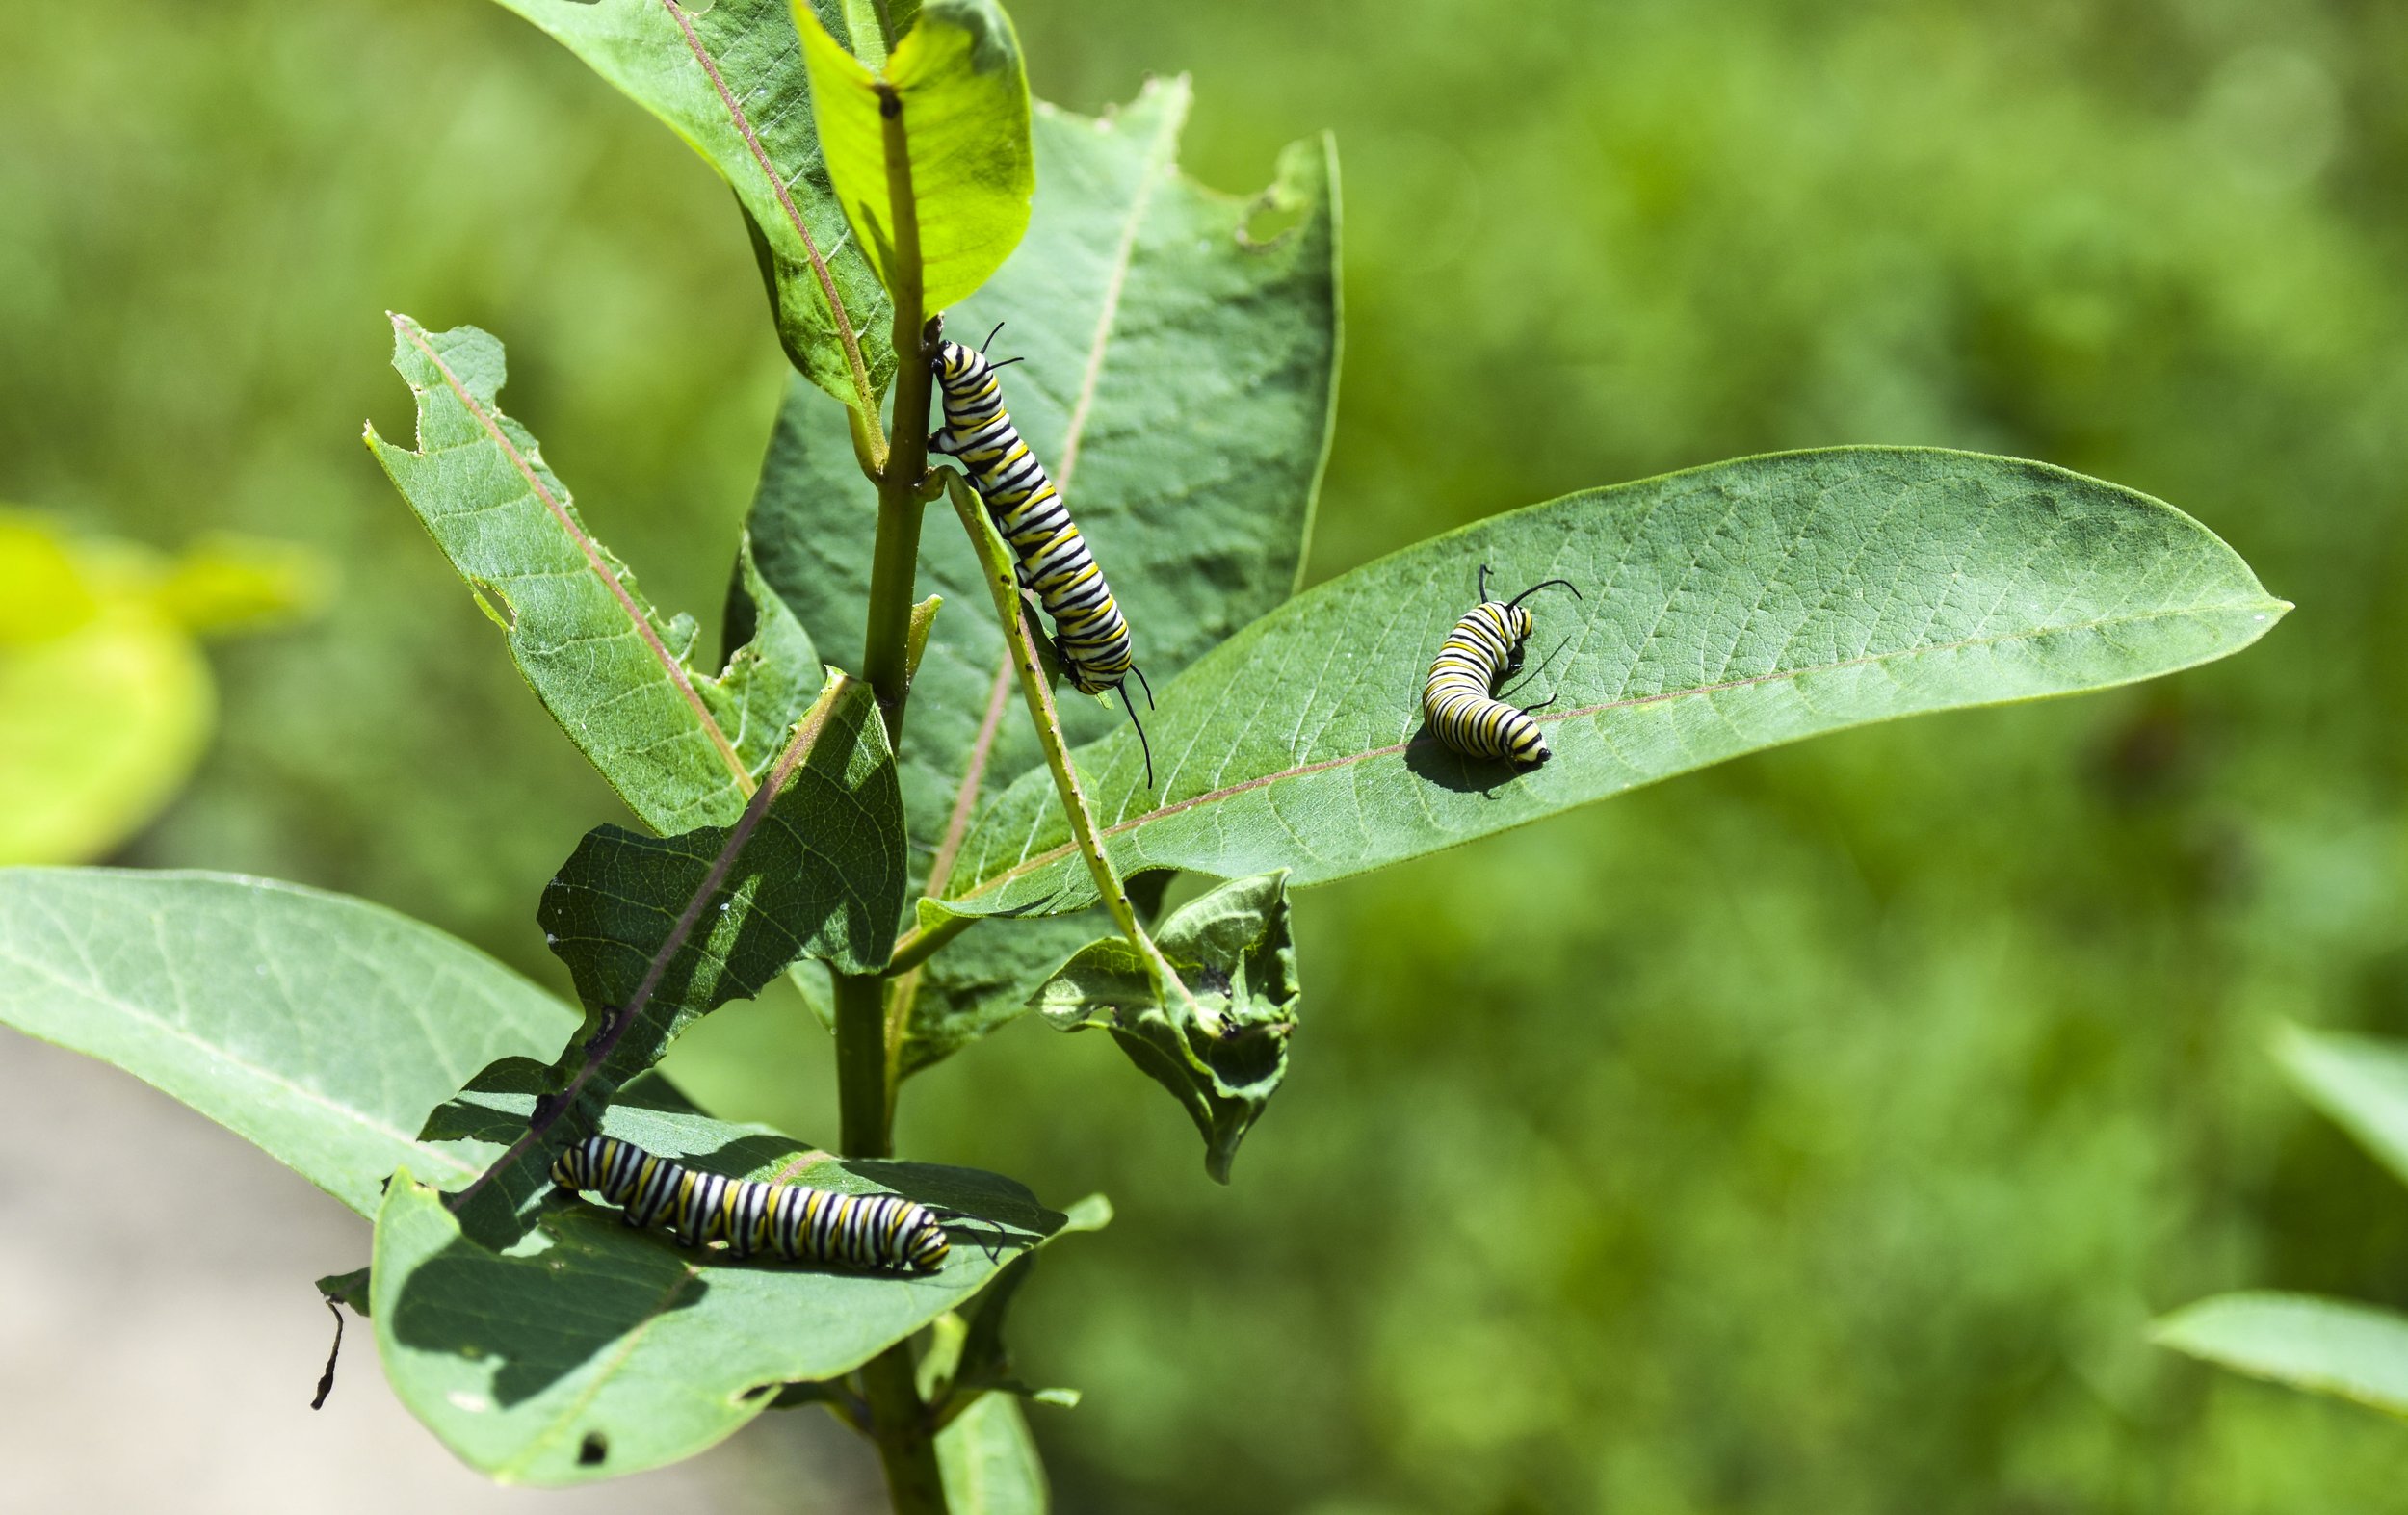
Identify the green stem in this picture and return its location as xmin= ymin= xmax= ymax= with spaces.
xmin=840 ymin=75 xmax=951 ymax=1515
xmin=860 ymin=87 xmax=934 ymax=746
xmin=943 ymin=477 xmax=1218 ymax=1030
xmin=861 ymin=1348 xmax=947 ymax=1513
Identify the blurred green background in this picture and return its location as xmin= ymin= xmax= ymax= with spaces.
xmin=7 ymin=0 xmax=2408 ymax=1509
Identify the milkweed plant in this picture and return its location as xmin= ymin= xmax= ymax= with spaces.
xmin=0 ymin=2 xmax=2291 ymax=1509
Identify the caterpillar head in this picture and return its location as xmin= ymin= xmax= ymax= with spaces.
xmin=548 ymin=1146 xmax=583 ymax=1191
xmin=908 ymin=1214 xmax=953 ymax=1271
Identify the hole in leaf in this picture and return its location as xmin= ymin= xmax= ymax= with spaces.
xmin=578 ymin=1432 xmax=608 ymax=1467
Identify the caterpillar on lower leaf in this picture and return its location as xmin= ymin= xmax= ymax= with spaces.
xmin=549 ymin=1136 xmax=951 ymax=1272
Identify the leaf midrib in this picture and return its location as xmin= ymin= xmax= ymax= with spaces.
xmin=947 ymin=593 xmax=2284 ymax=902
xmin=658 ymin=0 xmax=877 ymax=418
xmin=0 ymin=939 xmax=476 ymax=1183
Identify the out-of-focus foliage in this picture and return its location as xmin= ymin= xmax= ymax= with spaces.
xmin=0 ymin=511 xmax=321 ymax=864
xmin=2154 ymin=1026 xmax=2408 ymax=1420
xmin=10 ymin=0 xmax=2408 ymax=1512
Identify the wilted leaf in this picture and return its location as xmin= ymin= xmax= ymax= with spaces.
xmin=944 ymin=450 xmax=2288 ymax=916
xmin=369 ymin=318 xmax=824 ymax=835
xmin=1030 ymin=872 xmax=1298 ymax=1179
xmin=798 ymin=0 xmax=1034 ymax=311
xmin=2153 ymin=1292 xmax=2408 ymax=1420
xmin=0 ymin=869 xmax=574 ymax=1215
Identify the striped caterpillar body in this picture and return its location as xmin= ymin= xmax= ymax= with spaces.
xmin=1422 ymin=567 xmax=1580 ymax=768
xmin=930 ymin=330 xmax=1155 ymax=784
xmin=549 ymin=1136 xmax=950 ymax=1272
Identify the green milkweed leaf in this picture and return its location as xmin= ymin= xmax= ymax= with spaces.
xmin=0 ymin=868 xmax=574 ymax=1215
xmin=369 ymin=319 xmax=824 ymax=836
xmin=940 ymin=449 xmax=2289 ymax=916
xmin=535 ymin=673 xmax=905 ymax=1106
xmin=2152 ymin=1293 xmax=2408 ymax=1421
xmin=374 ymin=1137 xmax=1071 ymax=1485
xmin=1030 ymin=872 xmax=1298 ymax=1180
xmin=797 ymin=0 xmax=1034 ymax=312
xmin=483 ymin=0 xmax=894 ymax=411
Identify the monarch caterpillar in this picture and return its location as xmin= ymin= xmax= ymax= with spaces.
xmin=1422 ymin=565 xmax=1581 ymax=768
xmin=549 ymin=1136 xmax=951 ymax=1272
xmin=931 ymin=324 xmax=1155 ymax=786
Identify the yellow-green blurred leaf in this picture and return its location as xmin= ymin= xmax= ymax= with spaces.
xmin=151 ymin=533 xmax=332 ymax=636
xmin=798 ymin=0 xmax=1033 ymax=311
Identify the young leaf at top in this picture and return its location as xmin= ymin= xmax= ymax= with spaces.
xmin=942 ymin=450 xmax=2289 ymax=917
xmin=0 ymin=869 xmax=575 ymax=1215
xmin=2276 ymin=1023 xmax=2408 ymax=1188
xmin=370 ymin=319 xmax=824 ymax=836
xmin=2152 ymin=1293 xmax=2408 ymax=1421
xmin=374 ymin=1133 xmax=1071 ymax=1485
xmin=797 ymin=0 xmax=1034 ymax=311
xmin=535 ymin=674 xmax=904 ymax=1109
xmin=482 ymin=0 xmax=894 ymax=411
xmin=1031 ymin=871 xmax=1299 ymax=1181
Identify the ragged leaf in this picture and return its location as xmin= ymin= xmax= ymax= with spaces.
xmin=373 ymin=1139 xmax=1069 ymax=1485
xmin=0 ymin=869 xmax=574 ymax=1215
xmin=369 ymin=319 xmax=824 ymax=835
xmin=2153 ymin=1293 xmax=2408 ymax=1421
xmin=943 ymin=449 xmax=2289 ymax=917
xmin=746 ymin=77 xmax=1340 ymax=945
xmin=484 ymin=0 xmax=894 ymax=410
xmin=797 ymin=0 xmax=1034 ymax=311
xmin=537 ymin=674 xmax=904 ymax=1106
xmin=1031 ymin=872 xmax=1298 ymax=1180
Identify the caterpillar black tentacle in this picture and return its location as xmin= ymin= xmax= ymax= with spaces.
xmin=549 ymin=1136 xmax=951 ymax=1273
xmin=1422 ymin=565 xmax=1581 ymax=768
xmin=931 ymin=327 xmax=1154 ymax=789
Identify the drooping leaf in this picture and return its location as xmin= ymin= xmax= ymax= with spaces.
xmin=484 ymin=0 xmax=894 ymax=409
xmin=943 ymin=450 xmax=2289 ymax=916
xmin=797 ymin=0 xmax=1034 ymax=311
xmin=1030 ymin=872 xmax=1299 ymax=1179
xmin=2153 ymin=1293 xmax=2408 ymax=1420
xmin=373 ymin=1138 xmax=1070 ymax=1485
xmin=537 ymin=674 xmax=904 ymax=1105
xmin=369 ymin=319 xmax=824 ymax=835
xmin=2276 ymin=1023 xmax=2408 ymax=1188
xmin=746 ymin=78 xmax=1340 ymax=930
xmin=938 ymin=1393 xmax=1050 ymax=1514
xmin=0 ymin=869 xmax=574 ymax=1215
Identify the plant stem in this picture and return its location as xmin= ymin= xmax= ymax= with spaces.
xmin=860 ymin=86 xmax=934 ymax=747
xmin=943 ymin=477 xmax=1217 ymax=1029
xmin=833 ymin=971 xmax=892 ymax=1158
xmin=839 ymin=76 xmax=951 ymax=1515
xmin=861 ymin=1348 xmax=948 ymax=1512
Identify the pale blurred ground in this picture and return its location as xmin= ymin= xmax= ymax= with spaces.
xmin=0 ymin=1028 xmax=881 ymax=1515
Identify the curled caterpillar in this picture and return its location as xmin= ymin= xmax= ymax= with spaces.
xmin=1422 ymin=565 xmax=1581 ymax=767
xmin=931 ymin=324 xmax=1155 ymax=786
xmin=549 ymin=1136 xmax=950 ymax=1272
